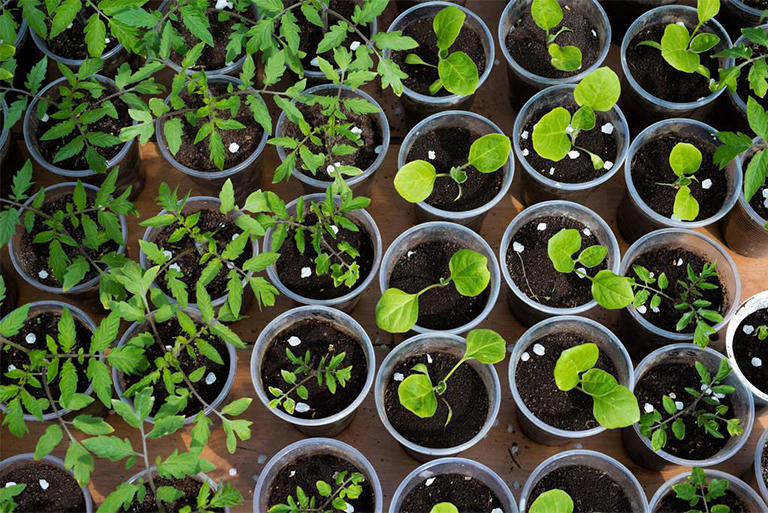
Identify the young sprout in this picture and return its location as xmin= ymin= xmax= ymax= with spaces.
xmin=756 ymin=325 xmax=768 ymax=341
xmin=430 ymin=504 xmax=459 ymax=513
xmin=656 ymin=142 xmax=705 ymax=222
xmin=547 ymin=228 xmax=608 ymax=278
xmin=672 ymin=467 xmax=731 ymax=513
xmin=529 ymin=489 xmax=574 ymax=513
xmin=267 ymin=470 xmax=365 ymax=513
xmin=711 ymin=26 xmax=768 ymax=98
xmin=531 ymin=0 xmax=582 ymax=72
xmin=393 ymin=134 xmax=511 ymax=203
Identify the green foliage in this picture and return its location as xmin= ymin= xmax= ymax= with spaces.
xmin=529 ymin=489 xmax=574 ymax=513
xmin=430 ymin=504 xmax=459 ymax=513
xmin=268 ymin=470 xmax=366 ymax=513
xmin=672 ymin=468 xmax=731 ymax=513
xmin=656 ymin=142 xmax=704 ymax=222
xmin=546 ymin=228 xmax=607 ymax=274
xmin=711 ymin=26 xmax=768 ymax=101
xmin=531 ymin=0 xmax=582 ymax=72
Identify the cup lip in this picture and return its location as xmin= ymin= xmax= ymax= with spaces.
xmin=13 ymin=19 xmax=28 ymax=48
xmin=397 ymin=110 xmax=515 ymax=219
xmin=620 ymin=5 xmax=732 ymax=111
xmin=385 ymin=1 xmax=495 ymax=104
xmin=253 ymin=437 xmax=384 ymax=513
xmin=274 ymin=84 xmax=390 ymax=189
xmin=755 ymin=425 xmax=768 ymax=506
xmin=7 ymin=182 xmax=128 ymax=295
xmin=262 ymin=193 xmax=382 ymax=308
xmin=630 ymin=342 xmax=755 ymax=467
xmin=512 ymin=84 xmax=630 ymax=192
xmin=497 ymin=0 xmax=612 ymax=87
xmin=649 ymin=468 xmax=767 ymax=512
xmin=378 ymin=221 xmax=501 ymax=335
xmin=620 ymin=228 xmax=742 ymax=341
xmin=499 ymin=200 xmax=621 ymax=316
xmin=250 ymin=305 xmax=376 ymax=427
xmin=725 ymin=291 xmax=768 ymax=404
xmin=725 ymin=0 xmax=765 ymax=16
xmin=303 ymin=18 xmax=379 ymax=79
xmin=374 ymin=332 xmax=502 ymax=458
xmin=508 ymin=315 xmax=635 ymax=440
xmin=735 ymin=137 xmax=768 ymax=226
xmin=624 ymin=118 xmax=744 ymax=228
xmin=22 ymin=75 xmax=137 ymax=178
xmin=29 ymin=25 xmax=125 ymax=68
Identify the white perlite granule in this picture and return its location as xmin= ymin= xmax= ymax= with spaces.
xmin=288 ymin=336 xmax=301 ymax=347
xmin=300 ymin=267 xmax=312 ymax=278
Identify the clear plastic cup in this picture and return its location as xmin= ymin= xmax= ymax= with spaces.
xmin=499 ymin=0 xmax=612 ymax=111
xmin=519 ymin=450 xmax=648 ymax=513
xmin=618 ymin=119 xmax=743 ymax=243
xmin=250 ymin=305 xmax=375 ymax=437
xmin=513 ymin=84 xmax=630 ymax=205
xmin=29 ymin=25 xmax=130 ymax=75
xmin=127 ymin=466 xmax=232 ymax=513
xmin=649 ymin=468 xmax=767 ymax=512
xmin=622 ymin=343 xmax=755 ymax=471
xmin=274 ymin=84 xmax=390 ymax=196
xmin=262 ymin=193 xmax=382 ymax=314
xmin=617 ymin=229 xmax=741 ymax=359
xmin=725 ymin=291 xmax=768 ymax=408
xmin=253 ymin=438 xmax=383 ymax=513
xmin=378 ymin=221 xmax=501 ymax=335
xmin=721 ymin=0 xmax=765 ymax=40
xmin=499 ymin=200 xmax=621 ymax=326
xmin=388 ymin=458 xmax=518 ymax=513
xmin=397 ymin=110 xmax=515 ymax=232
xmin=509 ymin=316 xmax=635 ymax=446
xmin=374 ymin=332 xmax=501 ymax=462
xmin=754 ymin=426 xmax=768 ymax=506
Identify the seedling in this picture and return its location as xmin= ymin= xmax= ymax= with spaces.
xmin=711 ymin=26 xmax=768 ymax=99
xmin=0 ymin=481 xmax=25 ymax=512
xmin=393 ymin=133 xmax=511 ymax=203
xmin=430 ymin=504 xmax=458 ymax=513
xmin=672 ymin=467 xmax=731 ymax=513
xmin=756 ymin=325 xmax=768 ymax=341
xmin=532 ymin=67 xmax=621 ymax=171
xmin=529 ymin=489 xmax=574 ymax=513
xmin=547 ymin=228 xmax=609 ymax=277
xmin=375 ymin=249 xmax=490 ymax=333
xmin=397 ymin=329 xmax=505 ymax=426
xmin=656 ymin=142 xmax=705 ymax=222
xmin=404 ymin=6 xmax=479 ymax=96
xmin=531 ymin=0 xmax=581 ymax=72
xmin=267 ymin=470 xmax=365 ymax=513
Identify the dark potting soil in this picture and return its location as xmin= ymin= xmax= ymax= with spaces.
xmin=763 ymin=441 xmax=768 ymax=488
xmin=151 ymin=208 xmax=252 ymax=300
xmin=0 ymin=460 xmax=86 ymax=513
xmin=165 ymin=83 xmax=265 ymax=171
xmin=506 ymin=215 xmax=608 ymax=309
xmin=631 ymin=134 xmax=728 ymax=220
xmin=18 ymin=194 xmax=120 ymax=288
xmin=736 ymin=43 xmax=768 ymax=111
xmin=732 ymin=308 xmax=768 ymax=395
xmin=635 ymin=362 xmax=734 ymax=460
xmin=294 ymin=0 xmax=370 ymax=71
xmin=626 ymin=23 xmax=721 ymax=103
xmin=127 ymin=476 xmax=223 ymax=513
xmin=529 ymin=465 xmax=634 ymax=513
xmin=654 ymin=487 xmax=750 ymax=513
xmin=405 ymin=127 xmax=503 ymax=212
xmin=274 ymin=213 xmax=375 ymax=300
xmin=389 ymin=241 xmax=490 ymax=330
xmin=504 ymin=4 xmax=601 ymax=80
xmin=519 ymin=101 xmax=618 ymax=184
xmin=742 ymin=0 xmax=768 ymax=7
xmin=515 ymin=332 xmax=619 ymax=431
xmin=398 ymin=473 xmax=503 ymax=513
xmin=43 ymin=6 xmax=119 ymax=60
xmin=741 ymin=153 xmax=768 ymax=221
xmin=628 ymin=248 xmax=727 ymax=334
xmin=120 ymin=316 xmax=230 ymax=418
xmin=260 ymin=317 xmax=368 ymax=419
xmin=391 ymin=16 xmax=487 ymax=96
xmin=384 ymin=352 xmax=489 ymax=448
xmin=266 ymin=454 xmax=376 ymax=512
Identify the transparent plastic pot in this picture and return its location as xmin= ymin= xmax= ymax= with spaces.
xmin=618 ymin=119 xmax=743 ymax=243
xmin=23 ymin=76 xmax=144 ymax=199
xmin=0 ymin=301 xmax=99 ymax=421
xmin=509 ymin=316 xmax=635 ymax=446
xmin=155 ymin=75 xmax=268 ymax=203
xmin=617 ymin=229 xmax=741 ymax=359
xmin=499 ymin=200 xmax=620 ymax=326
xmin=127 ymin=466 xmax=231 ymax=513
xmin=650 ymin=468 xmax=767 ymax=512
xmin=389 ymin=458 xmax=518 ymax=513
xmin=754 ymin=426 xmax=768 ymax=506
xmin=303 ymin=17 xmax=378 ymax=82
xmin=274 ymin=84 xmax=389 ymax=196
xmin=385 ymin=1 xmax=495 ymax=121
xmin=397 ymin=110 xmax=515 ymax=232
xmin=0 ymin=454 xmax=93 ymax=513
xmin=374 ymin=332 xmax=501 ymax=462
xmin=253 ymin=438 xmax=383 ymax=513
xmin=138 ymin=196 xmax=258 ymax=311
xmin=512 ymin=84 xmax=630 ymax=205
xmin=111 ymin=308 xmax=237 ymax=426
xmin=519 ymin=450 xmax=648 ymax=513
xmin=722 ymin=0 xmax=765 ymax=40
xmin=726 ymin=291 xmax=768 ymax=408
xmin=250 ymin=305 xmax=375 ymax=437
xmin=499 ymin=0 xmax=612 ymax=112
xmin=623 ymin=343 xmax=755 ymax=470
xmin=29 ymin=25 xmax=130 ymax=75
xmin=7 ymin=182 xmax=128 ymax=309
xmin=262 ymin=193 xmax=382 ymax=314
xmin=378 ymin=221 xmax=500 ymax=335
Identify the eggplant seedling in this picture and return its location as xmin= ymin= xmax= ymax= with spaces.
xmin=529 ymin=489 xmax=574 ymax=513
xmin=656 ymin=142 xmax=705 ymax=222
xmin=531 ymin=0 xmax=581 ymax=72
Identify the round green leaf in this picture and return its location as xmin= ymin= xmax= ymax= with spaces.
xmin=591 ymin=270 xmax=635 ymax=309
xmin=548 ymin=43 xmax=582 ymax=72
xmin=430 ymin=503 xmax=459 ymax=513
xmin=689 ymin=32 xmax=720 ymax=54
xmin=529 ymin=489 xmax=574 ymax=513
xmin=433 ymin=6 xmax=465 ymax=51
xmin=468 ymin=134 xmax=511 ymax=173
xmin=554 ymin=343 xmax=599 ymax=391
xmin=437 ymin=51 xmax=479 ymax=96
xmin=661 ymin=24 xmax=700 ymax=73
xmin=573 ymin=67 xmax=621 ymax=111
xmin=669 ymin=142 xmax=702 ymax=176
xmin=464 ymin=329 xmax=506 ymax=364
xmin=532 ymin=107 xmax=572 ymax=161
xmin=577 ymin=245 xmax=607 ymax=268
xmin=570 ymin=106 xmax=596 ymax=132
xmin=673 ymin=186 xmax=700 ymax=221
xmin=448 ymin=249 xmax=490 ymax=297
xmin=531 ymin=0 xmax=563 ymax=32
xmin=394 ymin=160 xmax=437 ymax=203
xmin=398 ymin=373 xmax=437 ymax=418
xmin=593 ymin=384 xmax=641 ymax=429
xmin=547 ymin=228 xmax=581 ymax=273
xmin=375 ymin=288 xmax=419 ymax=333
xmin=581 ymin=368 xmax=618 ymax=396
xmin=698 ymin=0 xmax=720 ymax=23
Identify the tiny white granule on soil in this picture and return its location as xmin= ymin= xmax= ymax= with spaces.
xmin=604 ymin=161 xmax=614 ymax=170
xmin=38 ymin=269 xmax=49 ymax=279
xmin=675 ymin=401 xmax=684 ymax=411
xmin=344 ymin=503 xmax=354 ymax=513
xmin=644 ymin=403 xmax=654 ymax=413
xmin=652 ymin=306 xmax=660 ymax=313
xmin=169 ymin=263 xmax=181 ymax=272
xmin=601 ymin=123 xmax=614 ymax=134
xmin=7 ymin=365 xmax=16 ymax=372
xmin=310 ymin=57 xmax=319 ymax=67
xmin=4 ymin=482 xmax=16 ymax=488
xmin=702 ymin=179 xmax=712 ymax=190
xmin=752 ymin=357 xmax=763 ymax=367
xmin=205 ymin=372 xmax=216 ymax=385
xmin=258 ymin=455 xmax=267 ymax=464
xmin=41 ymin=113 xmax=49 ymax=122
xmin=165 ymin=345 xmax=172 ymax=351
xmin=300 ymin=267 xmax=312 ymax=278
xmin=25 ymin=333 xmax=36 ymax=344
xmin=350 ymin=126 xmax=362 ymax=135
xmin=743 ymin=325 xmax=755 ymax=335
xmin=407 ymin=250 xmax=416 ymax=257
xmin=330 ymin=225 xmax=339 ymax=235
xmin=763 ymin=188 xmax=768 ymax=198
xmin=295 ymin=402 xmax=310 ymax=413
xmin=228 ymin=142 xmax=240 ymax=154
xmin=522 ymin=148 xmax=529 ymax=157
xmin=67 ymin=23 xmax=73 ymax=29
xmin=676 ymin=258 xmax=684 ymax=266
xmin=428 ymin=150 xmax=436 ymax=160
xmin=676 ymin=21 xmax=685 ymax=26
xmin=520 ymin=351 xmax=530 ymax=362
xmin=163 ymin=250 xmax=172 ymax=259
xmin=532 ymin=343 xmax=545 ymax=356
xmin=513 ymin=481 xmax=520 ymax=490
xmin=334 ymin=162 xmax=341 ymax=167
xmin=521 ymin=130 xmax=529 ymax=140
xmin=289 ymin=470 xmax=296 ymax=477
xmin=764 ymin=198 xmax=768 ymax=209
xmin=507 ymin=423 xmax=515 ymax=433
xmin=215 ymin=0 xmax=229 ymax=9
xmin=549 ymin=167 xmax=555 ymax=175
xmin=568 ymin=150 xmax=580 ymax=159
xmin=583 ymin=228 xmax=591 ymax=236
xmin=393 ymin=372 xmax=405 ymax=381
xmin=591 ymin=29 xmax=597 ymax=37
xmin=537 ymin=222 xmax=547 ymax=231
xmin=513 ymin=241 xmax=525 ymax=253
xmin=669 ymin=392 xmax=676 ymax=399
xmin=576 ymin=267 xmax=587 ymax=278
xmin=710 ymin=78 xmax=715 ymax=86
xmin=375 ymin=145 xmax=382 ymax=154
xmin=637 ymin=305 xmax=647 ymax=314
xmin=288 ymin=336 xmax=301 ymax=347
xmin=326 ymin=164 xmax=336 ymax=175
xmin=350 ymin=41 xmax=361 ymax=51
xmin=426 ymin=354 xmax=433 ymax=364
xmin=105 ymin=37 xmax=110 ymax=44
xmin=492 ymin=509 xmax=503 ymax=513
xmin=425 ymin=478 xmax=436 ymax=487
xmin=229 ymin=468 xmax=237 ymax=476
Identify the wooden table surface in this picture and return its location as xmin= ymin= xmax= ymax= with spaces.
xmin=1 ymin=1 xmax=767 ymax=511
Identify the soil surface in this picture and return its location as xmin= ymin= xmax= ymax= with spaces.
xmin=506 ymin=215 xmax=608 ymax=309
xmin=265 ymin=454 xmax=376 ymax=512
xmin=128 ymin=476 xmax=224 ymax=512
xmin=406 ymin=127 xmax=503 ymax=211
xmin=515 ymin=332 xmax=619 ymax=431
xmin=528 ymin=465 xmax=635 ymax=513
xmin=389 ymin=240 xmax=490 ymax=330
xmin=628 ymin=248 xmax=727 ymax=334
xmin=398 ymin=473 xmax=503 ymax=513
xmin=732 ymin=308 xmax=768 ymax=395
xmin=44 ymin=6 xmax=119 ymax=59
xmin=634 ymin=362 xmax=734 ymax=460
xmin=741 ymin=153 xmax=768 ymax=221
xmin=743 ymin=0 xmax=768 ymax=7
xmin=654 ymin=488 xmax=750 ymax=512
xmin=275 ymin=213 xmax=375 ymax=300
xmin=391 ymin=15 xmax=487 ymax=96
xmin=0 ymin=460 xmax=85 ymax=512
xmin=384 ymin=352 xmax=489 ymax=448
xmin=260 ymin=317 xmax=368 ymax=419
